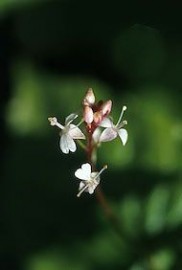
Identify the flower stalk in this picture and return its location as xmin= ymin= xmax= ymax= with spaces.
xmin=86 ymin=128 xmax=124 ymax=239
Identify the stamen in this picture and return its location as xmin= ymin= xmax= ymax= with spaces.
xmin=116 ymin=106 xmax=127 ymax=127
xmin=95 ymin=165 xmax=108 ymax=180
xmin=48 ymin=117 xmax=64 ymax=129
xmin=77 ymin=183 xmax=89 ymax=197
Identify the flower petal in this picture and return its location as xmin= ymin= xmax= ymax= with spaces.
xmin=75 ymin=163 xmax=91 ymax=180
xmin=92 ymin=128 xmax=102 ymax=143
xmin=78 ymin=181 xmax=86 ymax=191
xmin=69 ymin=124 xmax=85 ymax=139
xmin=81 ymin=163 xmax=91 ymax=175
xmin=88 ymin=185 xmax=96 ymax=194
xmin=99 ymin=127 xmax=117 ymax=142
xmin=91 ymin=172 xmax=100 ymax=182
xmin=60 ymin=134 xmax=69 ymax=154
xmin=99 ymin=118 xmax=112 ymax=128
xmin=66 ymin=134 xmax=76 ymax=152
xmin=65 ymin=113 xmax=78 ymax=125
xmin=117 ymin=128 xmax=128 ymax=145
xmin=60 ymin=134 xmax=76 ymax=154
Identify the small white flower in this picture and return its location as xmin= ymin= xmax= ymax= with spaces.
xmin=75 ymin=163 xmax=107 ymax=197
xmin=99 ymin=106 xmax=128 ymax=145
xmin=48 ymin=113 xmax=85 ymax=154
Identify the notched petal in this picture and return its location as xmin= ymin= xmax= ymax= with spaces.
xmin=60 ymin=133 xmax=76 ymax=154
xmin=66 ymin=134 xmax=76 ymax=152
xmin=75 ymin=169 xmax=87 ymax=180
xmin=60 ymin=134 xmax=69 ymax=154
xmin=75 ymin=163 xmax=91 ymax=180
xmin=81 ymin=163 xmax=91 ymax=176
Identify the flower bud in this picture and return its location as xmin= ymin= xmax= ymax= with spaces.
xmin=100 ymin=100 xmax=112 ymax=116
xmin=83 ymin=105 xmax=94 ymax=124
xmin=93 ymin=111 xmax=103 ymax=125
xmin=83 ymin=88 xmax=95 ymax=106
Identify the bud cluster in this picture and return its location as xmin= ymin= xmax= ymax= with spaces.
xmin=48 ymin=88 xmax=128 ymax=197
xmin=83 ymin=88 xmax=112 ymax=132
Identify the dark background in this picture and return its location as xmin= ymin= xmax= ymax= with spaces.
xmin=0 ymin=1 xmax=182 ymax=269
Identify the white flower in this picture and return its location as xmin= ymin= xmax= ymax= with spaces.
xmin=99 ymin=106 xmax=128 ymax=145
xmin=75 ymin=163 xmax=107 ymax=197
xmin=48 ymin=113 xmax=85 ymax=154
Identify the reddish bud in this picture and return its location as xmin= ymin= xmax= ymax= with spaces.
xmin=100 ymin=100 xmax=112 ymax=116
xmin=93 ymin=111 xmax=103 ymax=125
xmin=83 ymin=88 xmax=95 ymax=106
xmin=83 ymin=105 xmax=94 ymax=124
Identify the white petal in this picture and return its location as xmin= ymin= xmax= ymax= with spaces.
xmin=60 ymin=134 xmax=69 ymax=154
xmin=75 ymin=169 xmax=88 ymax=180
xmin=65 ymin=113 xmax=78 ymax=125
xmin=99 ymin=118 xmax=112 ymax=128
xmin=117 ymin=128 xmax=128 ymax=145
xmin=75 ymin=163 xmax=91 ymax=180
xmin=88 ymin=180 xmax=99 ymax=194
xmin=69 ymin=124 xmax=85 ymax=139
xmin=79 ymin=181 xmax=86 ymax=191
xmin=91 ymin=172 xmax=100 ymax=183
xmin=92 ymin=128 xmax=101 ymax=143
xmin=66 ymin=134 xmax=76 ymax=152
xmin=88 ymin=185 xmax=96 ymax=194
xmin=99 ymin=127 xmax=117 ymax=142
xmin=81 ymin=163 xmax=91 ymax=175
xmin=60 ymin=134 xmax=76 ymax=154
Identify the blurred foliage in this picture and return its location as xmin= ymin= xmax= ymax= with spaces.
xmin=1 ymin=1 xmax=182 ymax=270
xmin=6 ymin=61 xmax=112 ymax=136
xmin=0 ymin=0 xmax=45 ymax=15
xmin=112 ymin=24 xmax=166 ymax=81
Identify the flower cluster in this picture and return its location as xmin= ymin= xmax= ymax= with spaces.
xmin=48 ymin=88 xmax=128 ymax=197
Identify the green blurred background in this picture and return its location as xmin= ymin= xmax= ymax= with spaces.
xmin=0 ymin=1 xmax=182 ymax=269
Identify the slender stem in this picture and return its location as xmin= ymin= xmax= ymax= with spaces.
xmin=86 ymin=128 xmax=125 ymax=241
xmin=86 ymin=129 xmax=93 ymax=166
xmin=95 ymin=187 xmax=125 ymax=240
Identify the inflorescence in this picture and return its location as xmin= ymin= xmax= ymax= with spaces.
xmin=48 ymin=88 xmax=128 ymax=197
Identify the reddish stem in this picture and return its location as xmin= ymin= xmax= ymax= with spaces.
xmin=85 ymin=127 xmax=124 ymax=240
xmin=95 ymin=187 xmax=124 ymax=238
